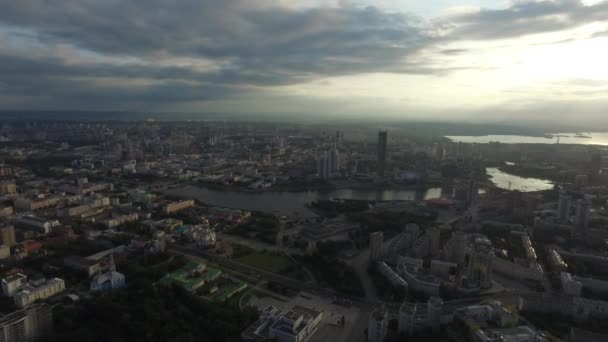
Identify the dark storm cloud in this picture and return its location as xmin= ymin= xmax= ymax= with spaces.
xmin=0 ymin=0 xmax=438 ymax=107
xmin=445 ymin=0 xmax=608 ymax=40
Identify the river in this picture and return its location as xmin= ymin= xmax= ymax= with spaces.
xmin=446 ymin=132 xmax=608 ymax=145
xmin=164 ymin=186 xmax=443 ymax=217
xmin=486 ymin=167 xmax=554 ymax=192
xmin=164 ymin=168 xmax=551 ymax=217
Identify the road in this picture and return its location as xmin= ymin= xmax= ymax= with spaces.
xmin=347 ymin=234 xmax=402 ymax=303
xmin=217 ymin=233 xmax=304 ymax=255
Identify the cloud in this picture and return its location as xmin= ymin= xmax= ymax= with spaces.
xmin=0 ymin=0 xmax=442 ymax=108
xmin=443 ymin=0 xmax=608 ymax=40
xmin=1 ymin=0 xmax=607 ymax=115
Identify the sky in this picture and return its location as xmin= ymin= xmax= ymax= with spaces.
xmin=1 ymin=0 xmax=608 ymax=126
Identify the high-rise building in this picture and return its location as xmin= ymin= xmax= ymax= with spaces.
xmin=557 ymin=191 xmax=572 ymax=221
xmin=367 ymin=307 xmax=387 ymax=342
xmin=377 ymin=131 xmax=388 ymax=179
xmin=590 ymin=153 xmax=601 ymax=175
xmin=465 ymin=237 xmax=494 ymax=289
xmin=426 ymin=297 xmax=443 ymax=331
xmin=0 ymin=225 xmax=16 ymax=247
xmin=317 ymin=152 xmax=330 ymax=179
xmin=447 ymin=231 xmax=467 ymax=265
xmin=427 ymin=227 xmax=441 ymax=257
xmin=370 ymin=231 xmax=384 ymax=262
xmin=398 ymin=303 xmax=417 ymax=336
xmin=0 ymin=304 xmax=53 ymax=342
xmin=574 ymin=198 xmax=589 ymax=241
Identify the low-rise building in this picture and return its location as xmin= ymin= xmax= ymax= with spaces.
xmin=0 ymin=181 xmax=17 ymax=195
xmin=15 ymin=215 xmax=60 ymax=234
xmin=2 ymin=274 xmax=28 ymax=297
xmin=163 ymin=200 xmax=195 ymax=214
xmin=269 ymin=306 xmax=323 ymax=342
xmin=242 ymin=305 xmax=323 ymax=342
xmin=0 ymin=245 xmax=10 ymax=260
xmin=102 ymin=213 xmax=139 ymax=229
xmin=14 ymin=278 xmax=65 ymax=307
xmin=14 ymin=196 xmax=61 ymax=211
xmin=63 ymin=256 xmax=101 ymax=277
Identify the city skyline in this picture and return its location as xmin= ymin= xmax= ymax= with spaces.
xmin=1 ymin=1 xmax=608 ymax=127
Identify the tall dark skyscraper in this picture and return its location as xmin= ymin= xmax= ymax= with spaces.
xmin=377 ymin=130 xmax=388 ymax=179
xmin=590 ymin=153 xmax=601 ymax=175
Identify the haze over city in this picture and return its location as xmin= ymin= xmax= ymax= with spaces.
xmin=1 ymin=0 xmax=608 ymax=126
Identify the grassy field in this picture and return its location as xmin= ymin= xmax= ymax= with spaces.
xmin=236 ymin=251 xmax=292 ymax=273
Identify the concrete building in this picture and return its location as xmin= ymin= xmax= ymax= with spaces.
xmin=573 ymin=198 xmax=589 ymax=241
xmin=427 ymin=227 xmax=441 ymax=257
xmin=14 ymin=196 xmax=61 ymax=211
xmin=0 ymin=304 xmax=53 ymax=342
xmin=163 ymin=200 xmax=195 ymax=214
xmin=397 ymin=259 xmax=441 ymax=297
xmin=2 ymin=274 xmax=28 ymax=297
xmin=368 ymin=307 xmax=387 ymax=342
xmin=14 ymin=278 xmax=65 ymax=308
xmin=268 ymin=305 xmax=323 ymax=342
xmin=398 ymin=303 xmax=417 ymax=336
xmin=430 ymin=260 xmax=457 ymax=279
xmin=0 ymin=181 xmax=17 ymax=195
xmin=445 ymin=231 xmax=467 ymax=265
xmin=561 ymin=272 xmax=583 ymax=297
xmin=464 ymin=237 xmax=493 ymax=290
xmin=377 ymin=262 xmax=408 ymax=291
xmin=317 ymin=152 xmax=330 ymax=180
xmin=15 ymin=216 xmax=59 ymax=235
xmin=558 ymin=191 xmax=572 ymax=221
xmin=0 ymin=245 xmax=10 ymax=260
xmin=427 ymin=297 xmax=444 ymax=331
xmin=63 ymin=256 xmax=101 ymax=277
xmin=241 ymin=306 xmax=284 ymax=341
xmin=0 ymin=225 xmax=16 ymax=247
xmin=102 ymin=213 xmax=139 ymax=229
xmin=377 ymin=131 xmax=388 ymax=179
xmin=548 ymin=248 xmax=568 ymax=273
xmin=60 ymin=196 xmax=110 ymax=217
xmin=370 ymin=231 xmax=383 ymax=262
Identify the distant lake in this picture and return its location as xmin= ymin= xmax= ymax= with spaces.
xmin=446 ymin=133 xmax=608 ymax=145
xmin=486 ymin=168 xmax=554 ymax=192
xmin=164 ymin=186 xmax=443 ymax=217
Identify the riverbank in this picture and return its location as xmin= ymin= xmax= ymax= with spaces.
xmin=163 ymin=185 xmax=444 ymax=217
xmin=196 ymin=179 xmax=442 ymax=194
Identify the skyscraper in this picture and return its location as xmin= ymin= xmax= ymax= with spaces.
xmin=370 ymin=231 xmax=384 ymax=261
xmin=590 ymin=153 xmax=601 ymax=176
xmin=367 ymin=307 xmax=387 ymax=342
xmin=329 ymin=146 xmax=340 ymax=175
xmin=377 ymin=130 xmax=387 ymax=179
xmin=317 ymin=152 xmax=330 ymax=179
xmin=557 ymin=191 xmax=571 ymax=221
xmin=317 ymin=147 xmax=340 ymax=179
xmin=574 ymin=198 xmax=589 ymax=241
xmin=427 ymin=227 xmax=441 ymax=257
